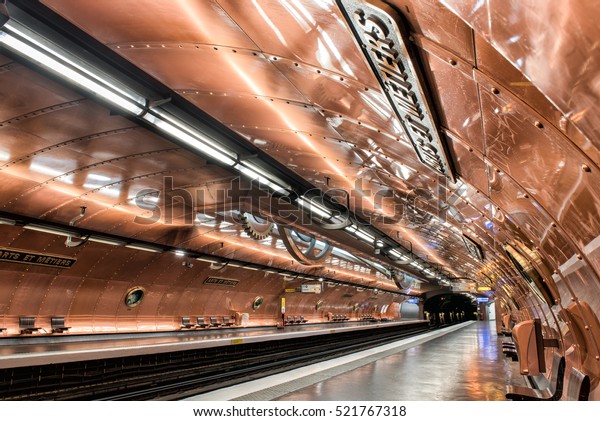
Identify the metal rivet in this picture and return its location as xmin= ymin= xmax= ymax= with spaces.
xmin=448 ymin=59 xmax=457 ymax=66
xmin=491 ymin=87 xmax=500 ymax=95
xmin=582 ymin=164 xmax=591 ymax=172
xmin=551 ymin=222 xmax=557 ymax=228
xmin=534 ymin=120 xmax=544 ymax=129
xmin=577 ymin=254 xmax=583 ymax=260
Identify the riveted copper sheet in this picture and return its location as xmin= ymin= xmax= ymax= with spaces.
xmin=37 ymin=0 xmax=503 ymax=283
xmin=0 ymin=0 xmax=593 ymax=375
xmin=441 ymin=0 xmax=600 ymax=157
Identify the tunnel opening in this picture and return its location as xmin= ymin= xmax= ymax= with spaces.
xmin=424 ymin=293 xmax=477 ymax=326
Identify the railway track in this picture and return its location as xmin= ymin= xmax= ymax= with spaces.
xmin=0 ymin=321 xmax=440 ymax=400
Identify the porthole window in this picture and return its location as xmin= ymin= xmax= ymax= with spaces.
xmin=252 ymin=296 xmax=264 ymax=310
xmin=315 ymin=300 xmax=324 ymax=310
xmin=124 ymin=287 xmax=145 ymax=308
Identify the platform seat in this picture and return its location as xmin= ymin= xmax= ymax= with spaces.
xmin=51 ymin=317 xmax=71 ymax=333
xmin=566 ymin=367 xmax=590 ymax=401
xmin=209 ymin=316 xmax=222 ymax=327
xmin=181 ymin=316 xmax=195 ymax=329
xmin=0 ymin=327 xmax=6 ymax=332
xmin=293 ymin=315 xmax=300 ymax=324
xmin=19 ymin=317 xmax=41 ymax=334
xmin=222 ymin=316 xmax=234 ymax=327
xmin=300 ymin=316 xmax=308 ymax=323
xmin=502 ymin=340 xmax=518 ymax=360
xmin=505 ymin=352 xmax=564 ymax=401
xmin=195 ymin=316 xmax=210 ymax=328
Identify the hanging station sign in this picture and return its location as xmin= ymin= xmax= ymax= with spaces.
xmin=337 ymin=0 xmax=455 ymax=181
xmin=0 ymin=247 xmax=76 ymax=268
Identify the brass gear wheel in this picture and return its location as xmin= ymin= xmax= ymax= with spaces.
xmin=241 ymin=212 xmax=274 ymax=240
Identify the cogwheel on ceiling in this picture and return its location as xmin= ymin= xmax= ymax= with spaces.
xmin=241 ymin=212 xmax=274 ymax=240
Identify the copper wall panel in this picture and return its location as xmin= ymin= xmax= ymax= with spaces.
xmin=117 ymin=47 xmax=305 ymax=101
xmin=42 ymin=0 xmax=256 ymax=50
xmin=479 ymin=75 xmax=600 ymax=248
xmin=0 ymin=62 xmax=80 ymax=122
xmin=3 ymin=102 xmax=136 ymax=146
xmin=217 ymin=0 xmax=376 ymax=81
xmin=269 ymin=58 xmax=391 ymax=125
xmin=473 ymin=34 xmax=564 ymax=134
xmin=417 ymin=49 xmax=484 ymax=153
xmin=444 ymin=132 xmax=488 ymax=194
xmin=183 ymin=94 xmax=339 ymax=139
xmin=441 ymin=0 xmax=600 ymax=154
xmin=387 ymin=0 xmax=475 ymax=64
xmin=488 ymin=170 xmax=551 ymax=244
xmin=6 ymin=272 xmax=53 ymax=317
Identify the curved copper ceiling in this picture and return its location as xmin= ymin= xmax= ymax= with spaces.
xmin=0 ymin=0 xmax=599 ymax=368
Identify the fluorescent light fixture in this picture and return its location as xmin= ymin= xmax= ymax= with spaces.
xmin=355 ymin=229 xmax=375 ymax=242
xmin=344 ymin=225 xmax=376 ymax=242
xmin=24 ymin=224 xmax=76 ymax=237
xmin=344 ymin=224 xmax=358 ymax=234
xmin=297 ymin=197 xmax=333 ymax=219
xmin=174 ymin=250 xmax=186 ymax=257
xmin=0 ymin=217 xmax=16 ymax=225
xmin=0 ymin=23 xmax=145 ymax=115
xmin=390 ymin=249 xmax=411 ymax=261
xmin=125 ymin=244 xmax=163 ymax=253
xmin=227 ymin=262 xmax=244 ymax=268
xmin=88 ymin=236 xmax=126 ymax=246
xmin=142 ymin=112 xmax=237 ymax=166
xmin=410 ymin=261 xmax=424 ymax=270
xmin=234 ymin=162 xmax=290 ymax=194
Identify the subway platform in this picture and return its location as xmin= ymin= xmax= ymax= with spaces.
xmin=189 ymin=321 xmax=522 ymax=401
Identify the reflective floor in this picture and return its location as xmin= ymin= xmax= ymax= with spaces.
xmin=275 ymin=321 xmax=518 ymax=401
